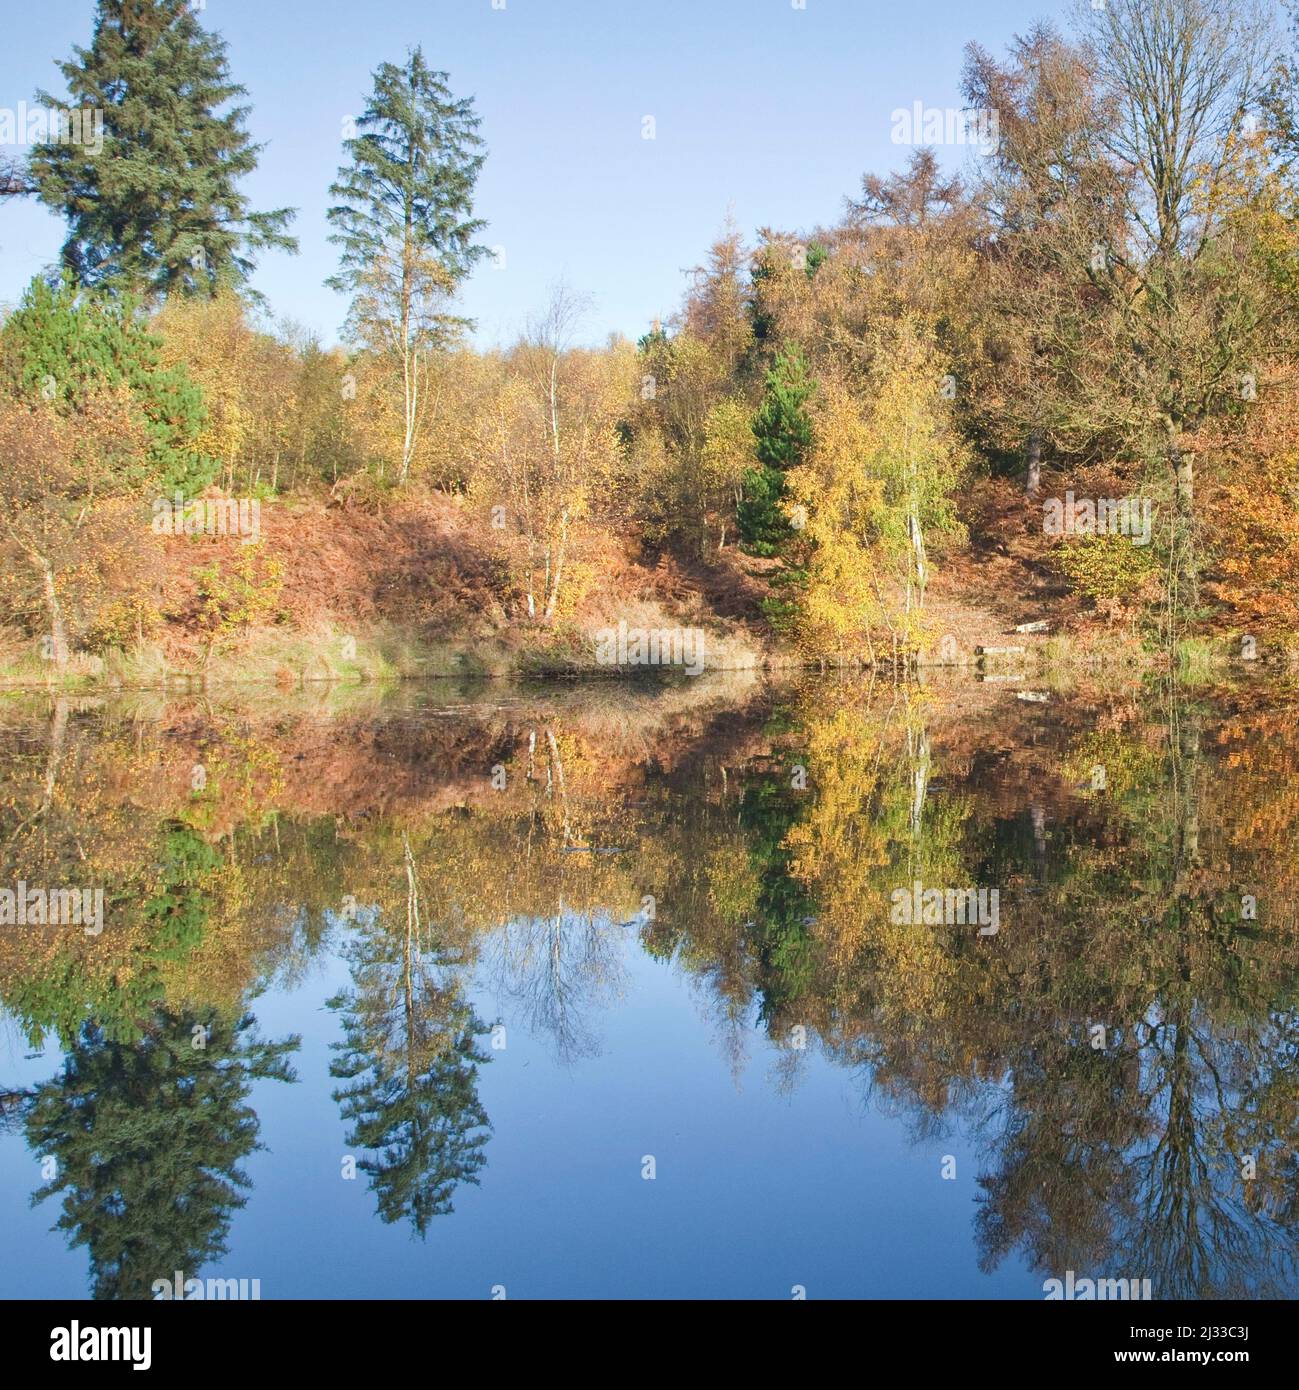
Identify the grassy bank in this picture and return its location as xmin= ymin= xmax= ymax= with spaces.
xmin=3 ymin=621 xmax=1280 ymax=694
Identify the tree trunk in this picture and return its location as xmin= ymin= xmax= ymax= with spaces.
xmin=542 ymin=509 xmax=569 ymax=624
xmin=1173 ymin=447 xmax=1194 ymax=510
xmin=1175 ymin=713 xmax=1202 ymax=876
xmin=399 ymin=232 xmax=417 ymax=485
xmin=908 ymin=728 xmax=930 ymax=837
xmin=1169 ymin=432 xmax=1198 ymax=620
xmin=1025 ymin=430 xmax=1042 ymax=497
xmin=545 ymin=727 xmax=572 ymax=847
xmin=402 ymin=831 xmax=420 ymax=1096
xmin=42 ymin=697 xmax=69 ymax=812
xmin=1030 ymin=801 xmax=1047 ymax=888
xmin=908 ymin=510 xmax=928 ymax=611
xmin=40 ymin=562 xmax=69 ymax=668
xmin=400 ymin=351 xmax=416 ymax=485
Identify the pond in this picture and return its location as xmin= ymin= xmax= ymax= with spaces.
xmin=1 ymin=671 xmax=1296 ymax=1299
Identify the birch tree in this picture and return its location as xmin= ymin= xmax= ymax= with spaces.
xmin=476 ymin=288 xmax=634 ymax=624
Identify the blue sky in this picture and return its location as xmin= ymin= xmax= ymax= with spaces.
xmin=1 ymin=0 xmax=1063 ymax=347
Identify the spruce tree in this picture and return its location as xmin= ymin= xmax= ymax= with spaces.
xmin=28 ymin=0 xmax=296 ymax=298
xmin=738 ymin=346 xmax=815 ymax=558
xmin=327 ymin=48 xmax=488 ymax=482
xmin=0 ymin=275 xmax=210 ymax=493
xmin=25 ymin=1009 xmax=299 ymax=1299
xmin=328 ymin=917 xmax=491 ymax=1237
xmin=328 ymin=48 xmax=487 ymax=292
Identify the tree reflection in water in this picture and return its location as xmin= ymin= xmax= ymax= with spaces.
xmin=0 ymin=676 xmax=1296 ymax=1294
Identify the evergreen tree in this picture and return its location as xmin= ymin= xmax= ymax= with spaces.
xmin=738 ymin=346 xmax=815 ymax=558
xmin=25 ymin=1009 xmax=299 ymax=1299
xmin=739 ymin=772 xmax=818 ymax=1019
xmin=0 ymin=275 xmax=211 ymax=493
xmin=28 ymin=0 xmax=296 ymax=297
xmin=327 ymin=48 xmax=488 ymax=482
xmin=328 ymin=913 xmax=491 ymax=1237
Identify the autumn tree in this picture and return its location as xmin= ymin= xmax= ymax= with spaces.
xmin=867 ymin=322 xmax=968 ymax=635
xmin=283 ymin=335 xmax=356 ymax=489
xmin=683 ymin=215 xmax=754 ymax=378
xmin=784 ymin=379 xmax=886 ymax=662
xmin=1075 ymin=0 xmax=1283 ymax=614
xmin=699 ymin=397 xmax=757 ymax=552
xmin=1 ymin=275 xmax=209 ymax=492
xmin=961 ymin=27 xmax=1129 ymax=488
xmin=154 ymin=290 xmax=306 ymax=494
xmin=152 ymin=289 xmax=255 ymax=492
xmin=0 ymin=398 xmax=140 ymax=666
xmin=0 ymin=278 xmax=210 ymax=665
xmin=475 ymin=287 xmax=635 ymax=623
xmin=786 ymin=321 xmax=967 ymax=660
xmin=843 ymin=147 xmax=982 ymax=342
xmin=629 ymin=325 xmax=747 ymax=556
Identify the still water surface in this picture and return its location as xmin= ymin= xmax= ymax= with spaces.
xmin=1 ymin=673 xmax=1296 ymax=1299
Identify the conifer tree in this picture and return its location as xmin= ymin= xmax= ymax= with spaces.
xmin=28 ymin=0 xmax=296 ymax=297
xmin=328 ymin=914 xmax=491 ymax=1237
xmin=25 ymin=1009 xmax=298 ymax=1299
xmin=738 ymin=345 xmax=816 ymax=560
xmin=0 ymin=275 xmax=209 ymax=492
xmin=327 ymin=49 xmax=488 ymax=483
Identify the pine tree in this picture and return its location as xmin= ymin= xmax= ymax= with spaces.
xmin=738 ymin=345 xmax=815 ymax=558
xmin=328 ymin=915 xmax=491 ymax=1237
xmin=0 ymin=275 xmax=210 ymax=493
xmin=25 ymin=1009 xmax=298 ymax=1299
xmin=28 ymin=0 xmax=296 ymax=298
xmin=327 ymin=48 xmax=488 ymax=483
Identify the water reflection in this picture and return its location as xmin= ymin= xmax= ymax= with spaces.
xmin=1 ymin=673 xmax=1297 ymax=1297
xmin=21 ymin=1010 xmax=297 ymax=1300
xmin=327 ymin=843 xmax=492 ymax=1236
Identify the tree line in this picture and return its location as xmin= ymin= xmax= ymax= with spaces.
xmin=4 ymin=0 xmax=1299 ymax=669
